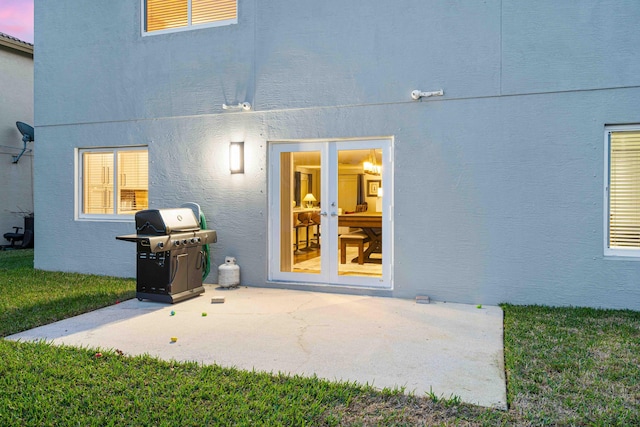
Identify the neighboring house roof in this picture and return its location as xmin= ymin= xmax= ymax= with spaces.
xmin=0 ymin=32 xmax=33 ymax=55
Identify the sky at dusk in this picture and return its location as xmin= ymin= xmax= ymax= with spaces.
xmin=0 ymin=0 xmax=34 ymax=43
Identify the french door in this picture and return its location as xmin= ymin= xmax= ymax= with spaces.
xmin=268 ymin=139 xmax=392 ymax=288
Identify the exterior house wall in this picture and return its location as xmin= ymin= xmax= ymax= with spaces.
xmin=0 ymin=35 xmax=34 ymax=243
xmin=34 ymin=0 xmax=640 ymax=309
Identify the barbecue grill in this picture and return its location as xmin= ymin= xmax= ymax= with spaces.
xmin=116 ymin=208 xmax=217 ymax=303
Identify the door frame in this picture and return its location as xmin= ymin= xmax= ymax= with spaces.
xmin=267 ymin=137 xmax=393 ymax=290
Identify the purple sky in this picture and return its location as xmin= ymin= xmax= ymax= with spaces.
xmin=0 ymin=0 xmax=34 ymax=43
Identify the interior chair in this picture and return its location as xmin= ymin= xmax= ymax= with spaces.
xmin=355 ymin=203 xmax=368 ymax=212
xmin=294 ymin=212 xmax=318 ymax=254
xmin=309 ymin=212 xmax=321 ymax=248
xmin=339 ymin=203 xmax=371 ymax=264
xmin=350 ymin=203 xmax=368 ymax=232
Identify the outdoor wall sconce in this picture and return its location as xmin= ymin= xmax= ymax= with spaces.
xmin=411 ymin=89 xmax=444 ymax=100
xmin=229 ymin=141 xmax=244 ymax=174
xmin=222 ymin=102 xmax=252 ymax=111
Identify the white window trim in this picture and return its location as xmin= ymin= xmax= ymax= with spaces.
xmin=76 ymin=146 xmax=148 ymax=222
xmin=604 ymin=124 xmax=640 ymax=258
xmin=140 ymin=0 xmax=238 ymax=37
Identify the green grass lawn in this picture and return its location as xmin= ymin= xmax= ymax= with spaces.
xmin=1 ymin=250 xmax=639 ymax=426
xmin=0 ymin=250 xmax=135 ymax=337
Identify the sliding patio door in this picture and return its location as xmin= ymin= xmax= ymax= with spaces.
xmin=268 ymin=139 xmax=392 ymax=289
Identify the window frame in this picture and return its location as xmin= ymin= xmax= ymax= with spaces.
xmin=604 ymin=124 xmax=640 ymax=258
xmin=76 ymin=146 xmax=149 ymax=222
xmin=141 ymin=0 xmax=238 ymax=36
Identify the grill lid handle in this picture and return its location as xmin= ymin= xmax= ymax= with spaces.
xmin=136 ymin=221 xmax=166 ymax=234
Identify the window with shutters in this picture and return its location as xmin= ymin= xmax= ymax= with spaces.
xmin=605 ymin=125 xmax=640 ymax=256
xmin=143 ymin=0 xmax=237 ymax=34
xmin=78 ymin=147 xmax=148 ymax=219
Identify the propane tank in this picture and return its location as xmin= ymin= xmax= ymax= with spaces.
xmin=218 ymin=256 xmax=240 ymax=288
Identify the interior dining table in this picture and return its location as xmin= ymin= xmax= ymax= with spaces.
xmin=338 ymin=212 xmax=382 ymax=264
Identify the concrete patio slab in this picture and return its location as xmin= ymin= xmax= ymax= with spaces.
xmin=6 ymin=286 xmax=506 ymax=409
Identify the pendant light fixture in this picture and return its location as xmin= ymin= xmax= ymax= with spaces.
xmin=363 ymin=149 xmax=381 ymax=176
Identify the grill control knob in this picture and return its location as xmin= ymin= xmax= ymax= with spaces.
xmin=195 ymin=237 xmax=201 ymax=243
xmin=174 ymin=240 xmax=181 ymax=246
xmin=157 ymin=242 xmax=164 ymax=249
xmin=182 ymin=239 xmax=188 ymax=245
xmin=190 ymin=238 xmax=196 ymax=244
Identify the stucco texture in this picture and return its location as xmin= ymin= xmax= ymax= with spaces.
xmin=34 ymin=0 xmax=640 ymax=309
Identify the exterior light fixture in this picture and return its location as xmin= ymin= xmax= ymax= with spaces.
xmin=411 ymin=89 xmax=444 ymax=100
xmin=230 ymin=141 xmax=244 ymax=174
xmin=222 ymin=102 xmax=251 ymax=111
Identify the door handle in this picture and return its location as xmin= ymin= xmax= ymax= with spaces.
xmin=320 ymin=211 xmax=328 ymax=217
xmin=330 ymin=212 xmax=338 ymax=217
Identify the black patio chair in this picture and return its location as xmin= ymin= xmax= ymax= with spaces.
xmin=2 ymin=215 xmax=34 ymax=250
xmin=3 ymin=226 xmax=25 ymax=248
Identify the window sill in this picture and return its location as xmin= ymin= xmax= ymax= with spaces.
xmin=142 ymin=19 xmax=237 ymax=37
xmin=76 ymin=216 xmax=135 ymax=223
xmin=603 ymin=251 xmax=640 ymax=260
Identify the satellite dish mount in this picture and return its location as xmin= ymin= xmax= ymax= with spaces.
xmin=13 ymin=121 xmax=34 ymax=164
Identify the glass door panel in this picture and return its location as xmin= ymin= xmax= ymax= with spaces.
xmin=336 ymin=148 xmax=383 ymax=279
xmin=273 ymin=146 xmax=323 ymax=279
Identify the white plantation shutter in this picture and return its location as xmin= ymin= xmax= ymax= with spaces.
xmin=609 ymin=131 xmax=640 ymax=249
xmin=83 ymin=152 xmax=114 ymax=214
xmin=80 ymin=148 xmax=148 ymax=217
xmin=145 ymin=0 xmax=237 ymax=33
xmin=117 ymin=150 xmax=149 ymax=214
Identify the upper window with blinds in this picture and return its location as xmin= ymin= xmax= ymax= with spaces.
xmin=606 ymin=126 xmax=640 ymax=256
xmin=144 ymin=0 xmax=237 ymax=34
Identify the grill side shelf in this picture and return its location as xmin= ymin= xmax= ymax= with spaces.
xmin=116 ymin=234 xmax=172 ymax=253
xmin=115 ymin=234 xmax=140 ymax=243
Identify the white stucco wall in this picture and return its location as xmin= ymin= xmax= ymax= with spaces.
xmin=34 ymin=0 xmax=640 ymax=309
xmin=0 ymin=39 xmax=34 ymax=243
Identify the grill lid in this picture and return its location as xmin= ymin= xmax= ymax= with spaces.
xmin=135 ymin=208 xmax=201 ymax=235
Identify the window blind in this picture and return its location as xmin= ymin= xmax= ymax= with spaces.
xmin=193 ymin=0 xmax=237 ymax=24
xmin=117 ymin=151 xmax=149 ymax=213
xmin=146 ymin=0 xmax=236 ymax=33
xmin=146 ymin=0 xmax=188 ymax=32
xmin=81 ymin=149 xmax=148 ymax=216
xmin=83 ymin=152 xmax=114 ymax=214
xmin=609 ymin=131 xmax=640 ymax=248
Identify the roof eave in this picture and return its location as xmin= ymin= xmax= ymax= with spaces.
xmin=0 ymin=37 xmax=34 ymax=55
